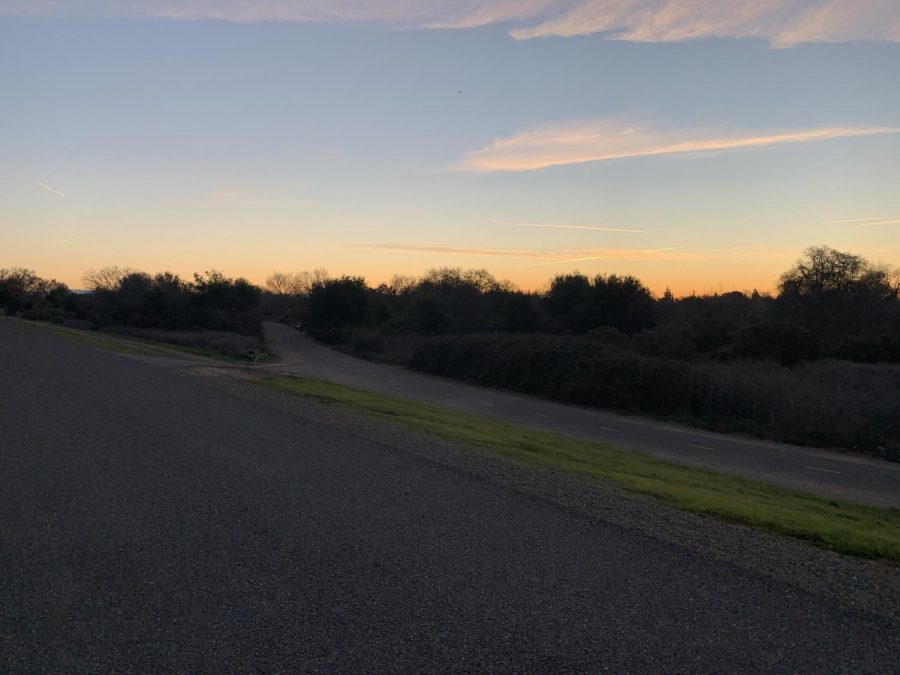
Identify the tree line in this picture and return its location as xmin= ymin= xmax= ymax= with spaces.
xmin=2 ymin=245 xmax=899 ymax=364
xmin=278 ymin=246 xmax=900 ymax=365
xmin=1 ymin=266 xmax=263 ymax=337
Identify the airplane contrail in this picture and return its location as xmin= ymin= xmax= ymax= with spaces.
xmin=35 ymin=181 xmax=65 ymax=198
xmin=495 ymin=220 xmax=652 ymax=234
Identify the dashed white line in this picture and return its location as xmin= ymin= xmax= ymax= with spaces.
xmin=481 ymin=402 xmax=496 ymax=407
xmin=805 ymin=465 xmax=842 ymax=475
xmin=689 ymin=444 xmax=716 ymax=451
xmin=600 ymin=426 xmax=622 ymax=433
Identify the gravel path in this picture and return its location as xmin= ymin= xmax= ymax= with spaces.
xmin=2 ymin=319 xmax=899 ymax=672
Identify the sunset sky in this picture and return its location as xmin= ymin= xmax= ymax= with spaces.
xmin=3 ymin=1 xmax=899 ymax=295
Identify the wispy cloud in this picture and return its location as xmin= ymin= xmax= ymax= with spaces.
xmin=455 ymin=123 xmax=900 ymax=172
xmin=496 ymin=220 xmax=651 ymax=234
xmin=640 ymin=245 xmax=684 ymax=253
xmin=2 ymin=1 xmax=898 ymax=46
xmin=507 ymin=0 xmax=900 ymax=47
xmin=861 ymin=219 xmax=900 ymax=227
xmin=52 ymin=238 xmax=73 ymax=245
xmin=823 ymin=216 xmax=900 ymax=226
xmin=35 ymin=181 xmax=65 ymax=198
xmin=217 ymin=232 xmax=242 ymax=238
xmin=345 ymin=243 xmax=553 ymax=258
xmin=346 ymin=243 xmax=790 ymax=264
xmin=823 ymin=216 xmax=886 ymax=224
xmin=522 ymin=245 xmax=791 ymax=266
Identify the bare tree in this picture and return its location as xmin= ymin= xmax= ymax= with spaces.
xmin=265 ymin=270 xmax=326 ymax=296
xmin=310 ymin=268 xmax=330 ymax=287
xmin=82 ymin=266 xmax=134 ymax=292
xmin=388 ymin=274 xmax=417 ymax=295
xmin=0 ymin=268 xmax=46 ymax=294
xmin=266 ymin=272 xmax=301 ymax=296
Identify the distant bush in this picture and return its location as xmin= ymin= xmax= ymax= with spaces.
xmin=410 ymin=334 xmax=899 ymax=460
xmin=306 ymin=276 xmax=370 ymax=328
xmin=633 ymin=323 xmax=696 ymax=360
xmin=584 ymin=326 xmax=633 ymax=350
xmin=726 ymin=321 xmax=820 ymax=365
xmin=411 ymin=334 xmax=690 ymax=414
xmin=836 ymin=323 xmax=900 ymax=363
xmin=78 ymin=268 xmax=263 ymax=337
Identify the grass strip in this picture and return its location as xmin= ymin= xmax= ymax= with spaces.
xmin=24 ymin=321 xmax=242 ymax=362
xmin=263 ymin=375 xmax=900 ymax=563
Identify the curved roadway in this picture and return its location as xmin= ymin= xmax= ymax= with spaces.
xmin=3 ymin=319 xmax=900 ymax=671
xmin=264 ymin=322 xmax=900 ymax=508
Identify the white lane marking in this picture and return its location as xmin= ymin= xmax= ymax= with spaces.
xmin=444 ymin=393 xmax=455 ymax=398
xmin=805 ymin=465 xmax=842 ymax=475
xmin=689 ymin=444 xmax=716 ymax=451
xmin=600 ymin=426 xmax=622 ymax=433
xmin=481 ymin=402 xmax=496 ymax=407
xmin=532 ymin=413 xmax=549 ymax=418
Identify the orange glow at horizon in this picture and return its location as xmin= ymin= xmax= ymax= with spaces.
xmin=12 ymin=248 xmax=789 ymax=299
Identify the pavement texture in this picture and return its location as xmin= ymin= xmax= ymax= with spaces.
xmin=2 ymin=318 xmax=899 ymax=672
xmin=263 ymin=322 xmax=900 ymax=508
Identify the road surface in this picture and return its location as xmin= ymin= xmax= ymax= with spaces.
xmin=262 ymin=323 xmax=900 ymax=509
xmin=2 ymin=319 xmax=899 ymax=671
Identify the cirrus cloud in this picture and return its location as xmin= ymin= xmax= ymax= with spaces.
xmin=2 ymin=0 xmax=898 ymax=46
xmin=344 ymin=242 xmax=792 ymax=264
xmin=453 ymin=122 xmax=900 ymax=172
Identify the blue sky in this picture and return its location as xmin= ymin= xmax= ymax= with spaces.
xmin=2 ymin=1 xmax=899 ymax=294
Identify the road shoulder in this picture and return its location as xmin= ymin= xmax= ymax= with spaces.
xmin=190 ymin=365 xmax=900 ymax=624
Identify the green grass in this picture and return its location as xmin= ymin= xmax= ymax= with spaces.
xmin=263 ymin=375 xmax=900 ymax=564
xmin=24 ymin=321 xmax=249 ymax=362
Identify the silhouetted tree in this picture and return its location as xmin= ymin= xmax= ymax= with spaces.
xmin=82 ymin=266 xmax=135 ymax=292
xmin=306 ymin=276 xmax=370 ymax=328
xmin=778 ymin=246 xmax=899 ymax=340
xmin=543 ymin=273 xmax=656 ymax=335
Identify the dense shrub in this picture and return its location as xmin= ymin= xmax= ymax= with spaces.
xmin=410 ymin=334 xmax=900 ymax=460
xmin=306 ymin=276 xmax=370 ymax=328
xmin=726 ymin=321 xmax=820 ymax=365
xmin=78 ymin=269 xmax=263 ymax=337
xmin=836 ymin=323 xmax=900 ymax=363
xmin=633 ymin=323 xmax=696 ymax=359
xmin=411 ymin=334 xmax=691 ymax=414
xmin=0 ymin=267 xmax=75 ymax=317
xmin=545 ymin=273 xmax=656 ymax=335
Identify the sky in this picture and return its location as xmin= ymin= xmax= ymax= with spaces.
xmin=2 ymin=0 xmax=899 ymax=295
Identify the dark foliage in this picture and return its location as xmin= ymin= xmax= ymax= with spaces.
xmin=306 ymin=276 xmax=370 ymax=329
xmin=726 ymin=322 xmax=820 ymax=366
xmin=78 ymin=268 xmax=263 ymax=337
xmin=0 ymin=267 xmax=75 ymax=321
xmin=545 ymin=273 xmax=657 ymax=335
xmin=777 ymin=246 xmax=899 ymax=344
xmin=411 ymin=334 xmax=900 ymax=460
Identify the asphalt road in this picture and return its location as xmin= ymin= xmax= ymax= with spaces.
xmin=2 ymin=319 xmax=899 ymax=672
xmin=264 ymin=323 xmax=900 ymax=508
